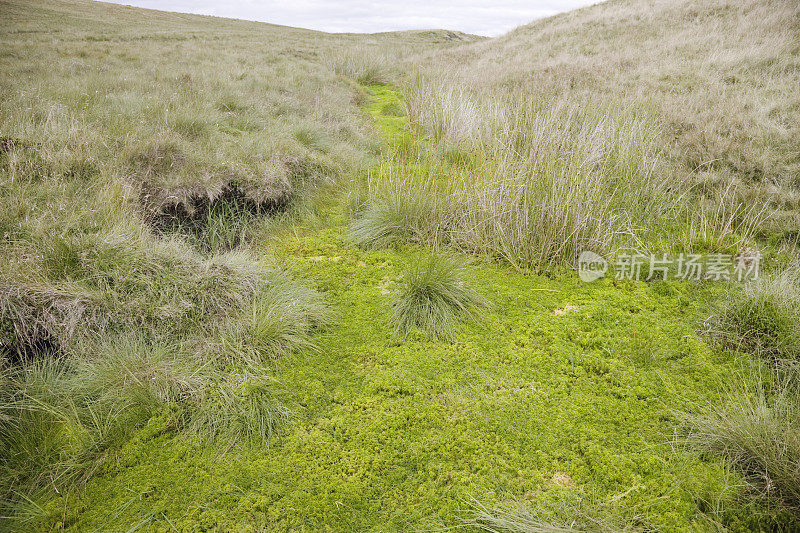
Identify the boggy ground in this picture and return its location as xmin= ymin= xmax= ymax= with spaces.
xmin=40 ymin=86 xmax=773 ymax=533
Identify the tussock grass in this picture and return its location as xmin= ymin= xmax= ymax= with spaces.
xmin=688 ymin=266 xmax=800 ymax=518
xmin=71 ymin=335 xmax=208 ymax=408
xmin=405 ymin=80 xmax=502 ymax=150
xmin=186 ymin=372 xmax=291 ymax=446
xmin=3 ymin=0 xmax=798 ymax=527
xmin=0 ymin=237 xmax=269 ymax=356
xmin=464 ymin=498 xmax=645 ymax=532
xmin=222 ymin=272 xmax=332 ymax=364
xmin=682 ymin=372 xmax=800 ymax=509
xmin=704 ymin=267 xmax=800 ymax=363
xmin=0 ymin=331 xmax=298 ymax=518
xmin=0 ymin=0 xmax=458 ymax=361
xmin=404 ymin=0 xmax=800 ymax=237
xmin=356 ymin=74 xmax=768 ymax=265
xmin=355 ymin=86 xmax=669 ymax=266
xmin=329 ymin=46 xmax=391 ymax=86
xmin=152 ymin=184 xmax=286 ymax=253
xmin=349 ymin=173 xmax=441 ymax=249
xmin=0 ymin=355 xmax=163 ymax=514
xmin=390 ymin=253 xmax=489 ymax=340
xmin=672 ymin=180 xmax=771 ymax=253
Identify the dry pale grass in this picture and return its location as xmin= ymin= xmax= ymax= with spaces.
xmin=683 ymin=372 xmax=800 ymax=509
xmin=414 ymin=0 xmax=799 ymax=182
xmin=355 ymin=80 xmax=672 ymax=266
xmin=393 ymin=0 xmax=799 ymax=258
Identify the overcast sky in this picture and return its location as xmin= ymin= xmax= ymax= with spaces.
xmin=102 ymin=1 xmax=601 ymax=37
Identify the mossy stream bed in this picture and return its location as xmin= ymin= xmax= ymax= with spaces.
xmin=43 ymin=86 xmax=766 ymax=532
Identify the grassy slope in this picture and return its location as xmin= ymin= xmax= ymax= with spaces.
xmin=0 ymin=0 xmax=469 ymax=213
xmin=37 ymin=87 xmax=774 ymax=532
xmin=0 ymin=0 xmax=471 ymax=363
xmin=407 ymin=0 xmax=800 ymax=240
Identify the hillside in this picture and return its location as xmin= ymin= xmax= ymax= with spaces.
xmin=2 ymin=0 xmax=800 ymax=531
xmin=406 ymin=0 xmax=800 ymax=237
xmin=0 ymin=0 xmax=471 ymax=358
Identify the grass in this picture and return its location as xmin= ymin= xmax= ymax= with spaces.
xmin=0 ymin=1 xmax=466 ymax=521
xmin=222 ymin=272 xmax=332 ymax=365
xmin=349 ymin=180 xmax=439 ymax=249
xmin=402 ymin=0 xmax=800 ymax=241
xmin=390 ymin=253 xmax=489 ymax=340
xmin=29 ymin=227 xmax=771 ymax=531
xmin=704 ymin=267 xmax=800 ymax=363
xmin=328 ymin=46 xmax=392 ymax=86
xmin=682 ymin=371 xmax=800 ymax=511
xmin=154 ymin=185 xmax=268 ymax=253
xmin=685 ymin=266 xmax=800 ymax=518
xmin=186 ymin=372 xmax=292 ymax=446
xmin=70 ymin=335 xmax=207 ymax=408
xmin=0 ymin=332 xmax=298 ymax=526
xmin=33 ymin=221 xmax=795 ymax=531
xmin=464 ymin=498 xmax=644 ymax=532
xmin=0 ymin=0 xmax=464 ymax=356
xmin=0 ymin=354 xmax=160 ymax=521
xmin=355 ymin=78 xmax=767 ymax=268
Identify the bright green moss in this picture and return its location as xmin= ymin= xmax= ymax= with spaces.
xmin=363 ymin=84 xmax=409 ymax=145
xmin=35 ymin=86 xmax=782 ymax=532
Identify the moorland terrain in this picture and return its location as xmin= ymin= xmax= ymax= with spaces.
xmin=1 ymin=0 xmax=799 ymax=530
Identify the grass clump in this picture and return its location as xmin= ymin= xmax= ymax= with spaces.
xmin=0 ymin=236 xmax=270 ymax=358
xmin=405 ymin=0 xmax=800 ymax=240
xmin=686 ymin=266 xmax=800 ymax=519
xmin=390 ymin=253 xmax=489 ymax=340
xmin=0 ymin=349 xmax=183 ymax=519
xmin=153 ymin=184 xmax=282 ymax=253
xmin=186 ymin=372 xmax=291 ymax=446
xmin=70 ymin=336 xmax=207 ymax=409
xmin=222 ymin=272 xmax=331 ymax=364
xmin=704 ymin=267 xmax=800 ymax=363
xmin=354 ymin=83 xmax=678 ymax=267
xmin=349 ymin=178 xmax=439 ymax=249
xmin=464 ymin=499 xmax=644 ymax=533
xmin=682 ymin=372 xmax=800 ymax=510
xmin=329 ymin=46 xmax=391 ymax=85
xmin=0 ymin=332 xmax=297 ymax=523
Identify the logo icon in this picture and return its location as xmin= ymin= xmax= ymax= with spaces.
xmin=578 ymin=251 xmax=608 ymax=282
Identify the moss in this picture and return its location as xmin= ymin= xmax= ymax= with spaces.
xmin=363 ymin=84 xmax=410 ymax=144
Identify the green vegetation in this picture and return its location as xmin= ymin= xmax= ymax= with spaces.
xmin=464 ymin=498 xmax=641 ymax=532
xmin=20 ymin=228 xmax=774 ymax=531
xmin=683 ymin=267 xmax=800 ymax=517
xmin=704 ymin=268 xmax=800 ymax=363
xmin=683 ymin=372 xmax=800 ymax=511
xmin=389 ymin=253 xmax=489 ymax=340
xmin=2 ymin=0 xmax=799 ymax=530
xmin=0 ymin=1 xmax=467 ymax=523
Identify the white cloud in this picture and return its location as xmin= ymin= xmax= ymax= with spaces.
xmin=101 ymin=0 xmax=601 ymax=36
